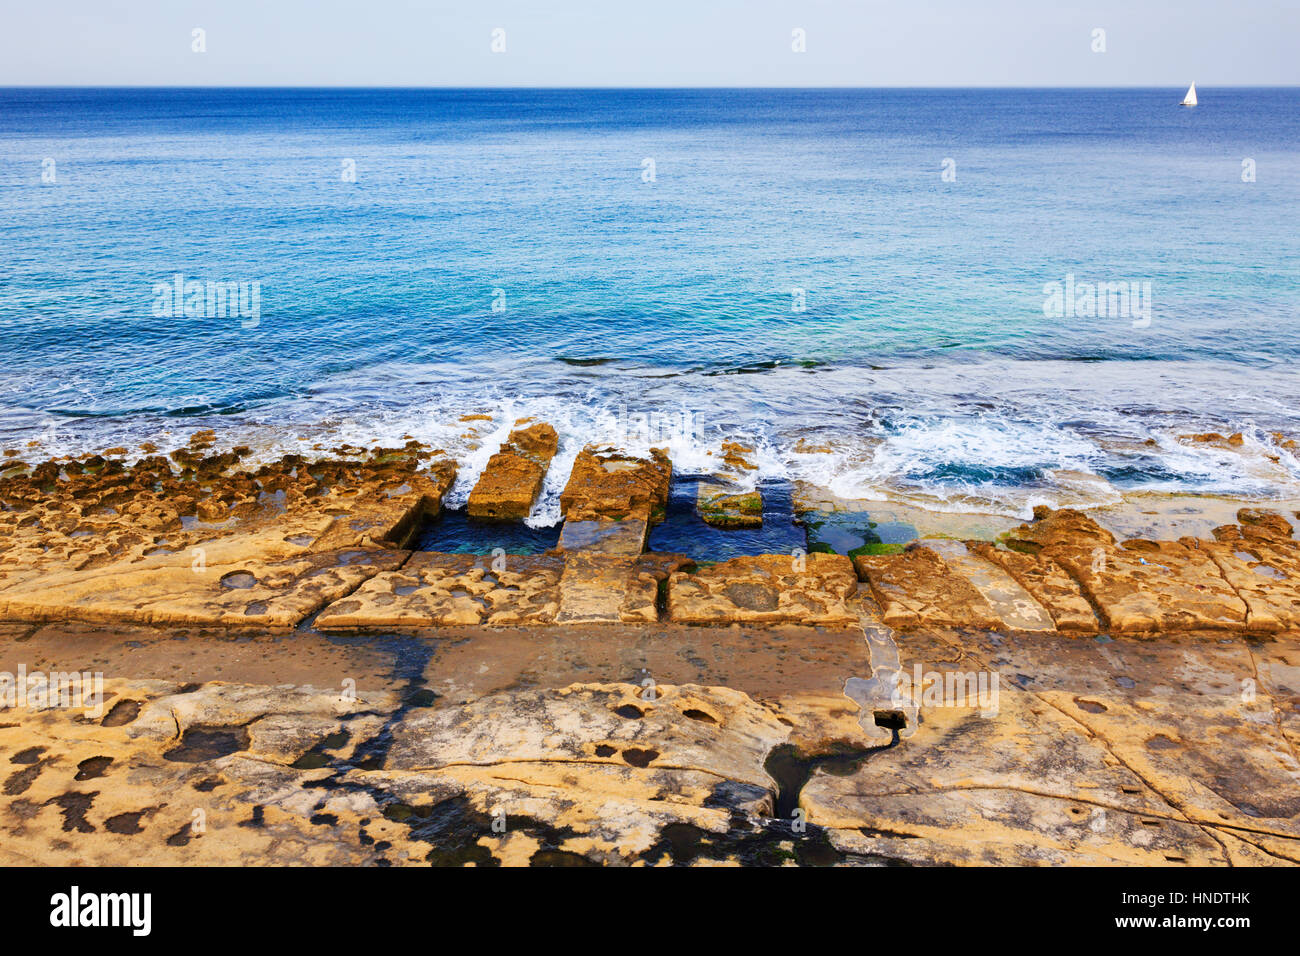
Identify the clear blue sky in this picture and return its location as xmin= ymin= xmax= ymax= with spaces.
xmin=3 ymin=0 xmax=1296 ymax=87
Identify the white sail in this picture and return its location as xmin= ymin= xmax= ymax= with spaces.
xmin=1180 ymin=82 xmax=1197 ymax=107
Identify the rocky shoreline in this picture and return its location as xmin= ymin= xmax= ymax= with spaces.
xmin=0 ymin=425 xmax=1298 ymax=865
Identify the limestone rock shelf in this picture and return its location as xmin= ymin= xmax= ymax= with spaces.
xmin=1 ymin=435 xmax=1298 ymax=638
xmin=0 ymin=437 xmax=454 ymax=629
xmin=2 ymin=627 xmax=1297 ymax=866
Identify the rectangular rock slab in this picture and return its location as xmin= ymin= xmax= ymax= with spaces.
xmin=557 ymin=516 xmax=649 ymax=555
xmin=923 ymin=541 xmax=1056 ymax=632
xmin=0 ymin=542 xmax=409 ymax=629
xmin=467 ymin=422 xmax=558 ymax=521
xmin=669 ymin=553 xmax=858 ymax=625
xmin=559 ymin=445 xmax=671 ymax=523
xmin=1049 ymin=539 xmax=1248 ymax=633
xmin=968 ymin=542 xmax=1101 ymax=633
xmin=854 ymin=545 xmax=1002 ymax=631
xmin=556 ymin=554 xmax=641 ymax=624
xmin=315 ymin=551 xmax=563 ymax=629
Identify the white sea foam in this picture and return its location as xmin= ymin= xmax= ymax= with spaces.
xmin=6 ymin=358 xmax=1299 ymax=522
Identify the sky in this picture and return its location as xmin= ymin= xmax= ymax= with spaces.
xmin=2 ymin=0 xmax=1297 ymax=87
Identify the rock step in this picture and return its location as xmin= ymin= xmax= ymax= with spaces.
xmin=854 ymin=546 xmax=1003 ymax=631
xmin=967 ymin=541 xmax=1101 ymax=633
xmin=559 ymin=445 xmax=671 ymax=524
xmin=668 ymin=553 xmax=858 ymax=625
xmin=555 ymin=554 xmax=642 ymax=624
xmin=467 ymin=422 xmax=558 ymax=522
xmin=922 ymin=540 xmax=1056 ymax=632
xmin=557 ymin=516 xmax=648 ymax=556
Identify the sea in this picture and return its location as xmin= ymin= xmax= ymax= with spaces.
xmin=2 ymin=87 xmax=1298 ymax=525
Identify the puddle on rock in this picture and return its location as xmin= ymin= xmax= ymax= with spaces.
xmin=163 ymin=725 xmax=251 ymax=763
xmin=74 ymin=756 xmax=113 ymax=780
xmin=101 ymin=699 xmax=140 ymax=727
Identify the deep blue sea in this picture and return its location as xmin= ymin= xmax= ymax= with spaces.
xmin=2 ymin=87 xmax=1298 ymax=520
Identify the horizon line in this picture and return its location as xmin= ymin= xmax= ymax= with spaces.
xmin=3 ymin=83 xmax=1296 ymax=91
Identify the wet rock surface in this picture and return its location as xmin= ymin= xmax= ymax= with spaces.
xmin=696 ymin=484 xmax=763 ymax=529
xmin=2 ymin=441 xmax=1300 ymax=865
xmin=559 ymin=445 xmax=671 ymax=524
xmin=467 ymin=422 xmax=558 ymax=522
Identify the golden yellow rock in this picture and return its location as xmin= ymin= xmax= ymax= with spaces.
xmin=1052 ymin=539 xmax=1247 ymax=633
xmin=467 ymin=422 xmax=558 ymax=521
xmin=854 ymin=545 xmax=1002 ymax=630
xmin=669 ymin=553 xmax=858 ymax=625
xmin=560 ymin=445 xmax=671 ymax=523
xmin=968 ymin=542 xmax=1100 ymax=633
xmin=0 ymin=442 xmax=455 ymax=628
xmin=315 ymin=552 xmax=563 ymax=629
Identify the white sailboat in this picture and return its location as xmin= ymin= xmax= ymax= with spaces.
xmin=1180 ymin=82 xmax=1198 ymax=107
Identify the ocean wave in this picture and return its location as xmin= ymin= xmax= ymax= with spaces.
xmin=4 ymin=356 xmax=1298 ymax=524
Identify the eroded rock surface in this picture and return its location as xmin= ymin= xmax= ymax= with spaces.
xmin=315 ymin=552 xmax=564 ymax=628
xmin=1206 ymin=510 xmax=1300 ymax=632
xmin=560 ymin=446 xmax=671 ymax=524
xmin=967 ymin=542 xmax=1101 ymax=633
xmin=855 ymin=545 xmax=1002 ymax=631
xmin=1053 ymin=539 xmax=1248 ymax=633
xmin=0 ymin=677 xmax=872 ymax=866
xmin=467 ymin=422 xmax=558 ymax=521
xmin=4 ymin=623 xmax=1297 ymax=867
xmin=0 ymin=543 xmax=409 ymax=628
xmin=802 ymin=628 xmax=1300 ymax=866
xmin=315 ymin=551 xmax=691 ymax=628
xmin=668 ymin=554 xmax=858 ymax=625
xmin=0 ymin=441 xmax=455 ymax=629
xmin=994 ymin=505 xmax=1300 ymax=635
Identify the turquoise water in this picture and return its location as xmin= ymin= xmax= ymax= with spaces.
xmin=2 ymin=88 xmax=1298 ymax=518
